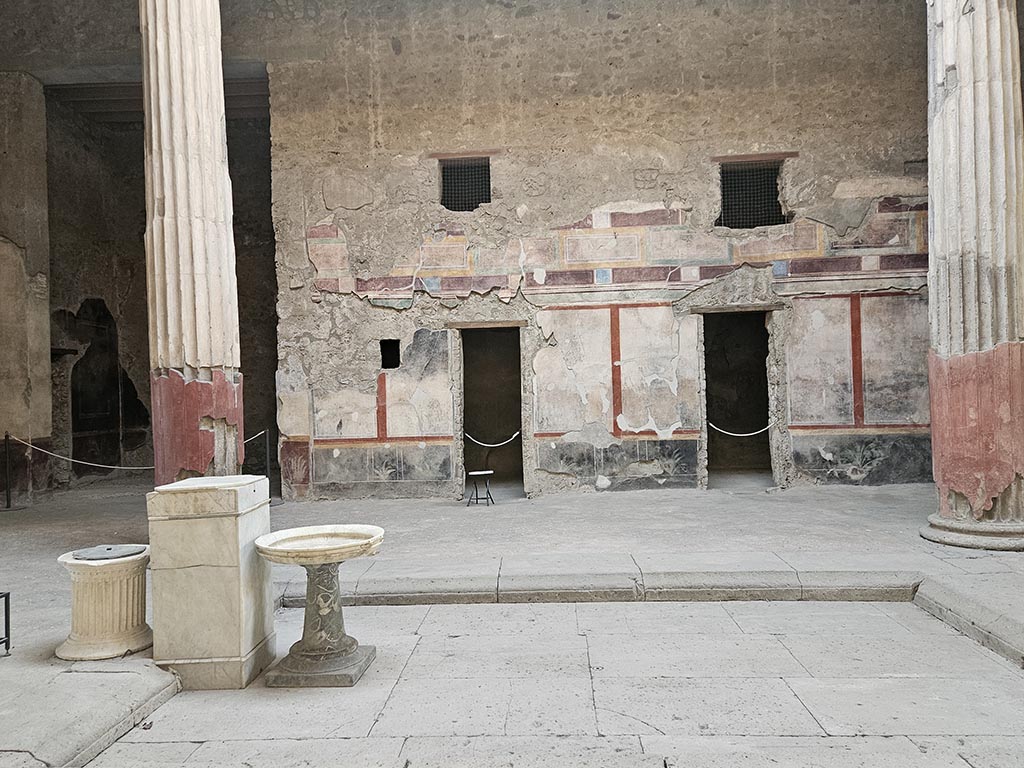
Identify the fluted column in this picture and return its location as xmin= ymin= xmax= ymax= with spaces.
xmin=139 ymin=0 xmax=244 ymax=485
xmin=922 ymin=0 xmax=1024 ymax=549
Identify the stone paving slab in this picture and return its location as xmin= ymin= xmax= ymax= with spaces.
xmin=722 ymin=601 xmax=912 ymax=635
xmin=915 ymin=572 xmax=1024 ymax=668
xmin=88 ymin=601 xmax=1024 ymax=766
xmin=587 ymin=634 xmax=810 ymax=678
xmin=643 ymin=735 xmax=971 ymax=768
xmin=593 ymin=677 xmax=825 ymax=736
xmin=779 ymin=633 xmax=1019 ymax=679
xmin=0 ymin=654 xmax=177 ymax=768
xmin=576 ymin=602 xmax=740 ymax=636
xmin=787 ymin=677 xmax=1024 ymax=735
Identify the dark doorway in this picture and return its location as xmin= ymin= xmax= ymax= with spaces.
xmin=461 ymin=328 xmax=524 ymax=495
xmin=703 ymin=312 xmax=772 ymax=486
xmin=67 ymin=299 xmax=150 ymax=477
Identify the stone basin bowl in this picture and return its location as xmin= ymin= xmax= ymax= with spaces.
xmin=255 ymin=524 xmax=384 ymax=566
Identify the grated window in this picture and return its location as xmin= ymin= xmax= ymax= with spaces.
xmin=440 ymin=156 xmax=491 ymax=211
xmin=380 ymin=339 xmax=401 ymax=369
xmin=715 ymin=160 xmax=788 ymax=229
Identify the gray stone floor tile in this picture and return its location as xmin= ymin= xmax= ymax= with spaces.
xmin=121 ymin=681 xmax=396 ymax=742
xmin=576 ymin=602 xmax=741 ymax=636
xmin=588 ymin=634 xmax=809 ymax=678
xmin=642 ymin=735 xmax=960 ymax=767
xmin=909 ymin=736 xmax=1024 ymax=768
xmin=398 ymin=735 xmax=654 ymax=767
xmin=594 ymin=678 xmax=824 ymax=736
xmin=788 ymin=678 xmax=1024 ymax=735
xmin=78 ymin=741 xmax=202 ymax=767
xmin=415 ymin=603 xmax=577 ymax=637
xmin=780 ymin=633 xmax=1022 ymax=679
xmin=371 ymin=677 xmax=597 ymax=737
xmin=723 ymin=601 xmax=912 ymax=635
xmin=870 ymin=602 xmax=962 ymax=635
xmin=189 ymin=737 xmax=405 ymax=767
xmin=401 ymin=634 xmax=590 ymax=678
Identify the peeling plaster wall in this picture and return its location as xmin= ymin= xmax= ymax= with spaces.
xmin=0 ymin=0 xmax=940 ymax=499
xmin=260 ymin=0 xmax=937 ymax=498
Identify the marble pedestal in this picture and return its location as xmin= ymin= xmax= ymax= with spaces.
xmin=255 ymin=524 xmax=384 ymax=687
xmin=56 ymin=546 xmax=152 ymax=661
xmin=265 ymin=563 xmax=375 ymax=687
xmin=147 ymin=476 xmax=275 ymax=689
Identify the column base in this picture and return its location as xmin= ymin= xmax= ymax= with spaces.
xmin=56 ymin=625 xmax=153 ymax=662
xmin=921 ymin=514 xmax=1024 ymax=551
xmin=265 ymin=643 xmax=376 ymax=688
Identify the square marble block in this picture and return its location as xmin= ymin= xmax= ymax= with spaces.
xmin=148 ymin=475 xmax=275 ymax=689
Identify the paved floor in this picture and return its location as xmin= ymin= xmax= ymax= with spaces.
xmin=4 ymin=479 xmax=1024 ymax=766
xmin=86 ymin=601 xmax=1024 ymax=767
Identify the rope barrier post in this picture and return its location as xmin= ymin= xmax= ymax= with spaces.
xmin=4 ymin=432 xmax=11 ymax=510
xmin=264 ymin=427 xmax=271 ymax=480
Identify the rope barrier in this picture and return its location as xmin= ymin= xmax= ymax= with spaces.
xmin=707 ymin=421 xmax=778 ymax=438
xmin=7 ymin=435 xmax=155 ymax=471
xmin=466 ymin=431 xmax=521 ymax=448
xmin=243 ymin=430 xmax=266 ymax=444
xmin=8 ymin=428 xmax=270 ymax=471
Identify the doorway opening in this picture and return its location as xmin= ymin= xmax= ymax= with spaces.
xmin=461 ymin=327 xmax=525 ymax=499
xmin=703 ymin=312 xmax=774 ymax=489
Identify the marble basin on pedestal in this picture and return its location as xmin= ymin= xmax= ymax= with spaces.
xmin=255 ymin=525 xmax=384 ymax=687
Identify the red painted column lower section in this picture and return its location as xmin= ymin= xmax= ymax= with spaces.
xmin=929 ymin=341 xmax=1024 ymax=517
xmin=150 ymin=369 xmax=245 ymax=486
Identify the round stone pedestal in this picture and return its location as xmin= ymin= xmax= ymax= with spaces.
xmin=265 ymin=562 xmax=375 ymax=688
xmin=56 ymin=545 xmax=153 ymax=661
xmin=255 ymin=524 xmax=384 ymax=687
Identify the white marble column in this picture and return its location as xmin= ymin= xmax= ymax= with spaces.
xmin=922 ymin=0 xmax=1024 ymax=549
xmin=139 ymin=0 xmax=244 ymax=485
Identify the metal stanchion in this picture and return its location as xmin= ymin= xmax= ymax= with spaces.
xmin=264 ymin=427 xmax=271 ymax=479
xmin=4 ymin=432 xmax=11 ymax=510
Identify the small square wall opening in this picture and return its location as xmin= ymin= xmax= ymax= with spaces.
xmin=715 ymin=160 xmax=789 ymax=229
xmin=380 ymin=339 xmax=401 ymax=369
xmin=440 ymin=156 xmax=491 ymax=211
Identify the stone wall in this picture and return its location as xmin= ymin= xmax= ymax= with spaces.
xmin=228 ymin=119 xmax=280 ymax=482
xmin=44 ymin=104 xmax=278 ymax=491
xmin=258 ymin=0 xmax=934 ymax=498
xmin=46 ymin=99 xmax=152 ymax=485
xmin=0 ymin=73 xmax=52 ymax=503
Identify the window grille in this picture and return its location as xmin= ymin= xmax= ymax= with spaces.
xmin=715 ymin=160 xmax=788 ymax=229
xmin=440 ymin=157 xmax=491 ymax=211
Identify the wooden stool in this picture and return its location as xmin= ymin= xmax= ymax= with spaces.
xmin=466 ymin=470 xmax=495 ymax=506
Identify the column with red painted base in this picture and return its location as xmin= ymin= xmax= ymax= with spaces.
xmin=139 ymin=0 xmax=244 ymax=485
xmin=922 ymin=0 xmax=1024 ymax=549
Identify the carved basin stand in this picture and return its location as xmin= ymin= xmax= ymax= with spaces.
xmin=255 ymin=525 xmax=384 ymax=687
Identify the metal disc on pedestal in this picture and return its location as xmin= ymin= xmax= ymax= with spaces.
xmin=72 ymin=544 xmax=148 ymax=561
